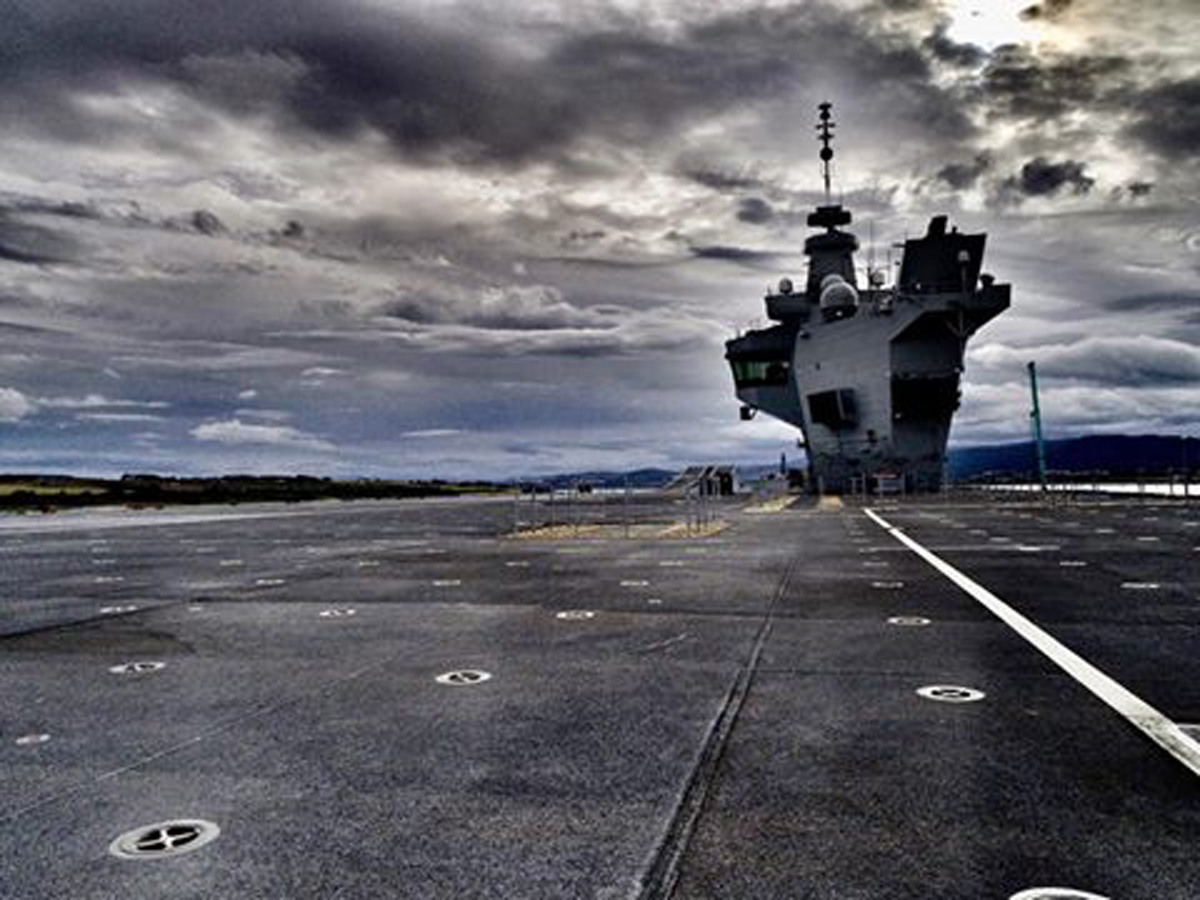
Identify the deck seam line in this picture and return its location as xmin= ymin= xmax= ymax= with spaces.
xmin=636 ymin=554 xmax=798 ymax=900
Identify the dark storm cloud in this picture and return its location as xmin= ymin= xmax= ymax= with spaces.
xmin=0 ymin=215 xmax=79 ymax=265
xmin=377 ymin=284 xmax=614 ymax=332
xmin=3 ymin=189 xmax=250 ymax=245
xmin=1125 ymin=77 xmax=1200 ymax=161
xmin=1019 ymin=0 xmax=1075 ymax=21
xmin=935 ymin=152 xmax=993 ymax=189
xmin=0 ymin=241 xmax=58 ymax=266
xmin=679 ymin=166 xmax=765 ymax=193
xmin=690 ymin=245 xmax=784 ymax=266
xmin=1100 ymin=292 xmax=1200 ymax=314
xmin=0 ymin=1 xmax=972 ymax=167
xmin=974 ymin=44 xmax=1131 ymax=123
xmin=495 ymin=329 xmax=709 ymax=359
xmin=190 ymin=210 xmax=225 ymax=236
xmin=736 ymin=198 xmax=775 ymax=224
xmin=921 ymin=25 xmax=985 ymax=69
xmin=48 ymin=13 xmax=554 ymax=162
xmin=560 ymin=230 xmax=608 ymax=249
xmin=342 ymin=313 xmax=714 ymax=360
xmin=0 ymin=319 xmax=63 ymax=337
xmin=0 ymin=197 xmax=100 ymax=221
xmin=680 ymin=5 xmax=975 ymax=138
xmin=0 ymin=2 xmax=568 ymax=164
xmin=1003 ymin=157 xmax=1095 ymax=198
xmin=861 ymin=0 xmax=942 ymax=13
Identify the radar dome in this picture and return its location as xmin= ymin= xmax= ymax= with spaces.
xmin=820 ymin=277 xmax=858 ymax=311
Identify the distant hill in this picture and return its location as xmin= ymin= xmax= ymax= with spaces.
xmin=525 ymin=462 xmax=805 ymax=489
xmin=520 ymin=468 xmax=676 ymax=490
xmin=948 ymin=434 xmax=1200 ymax=480
xmin=528 ymin=436 xmax=1200 ymax=492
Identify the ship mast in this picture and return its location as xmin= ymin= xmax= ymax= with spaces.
xmin=804 ymin=102 xmax=857 ymax=296
xmin=817 ymin=101 xmax=835 ymax=203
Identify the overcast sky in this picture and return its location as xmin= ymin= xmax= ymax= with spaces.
xmin=0 ymin=0 xmax=1197 ymax=478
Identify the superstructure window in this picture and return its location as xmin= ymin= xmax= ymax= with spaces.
xmin=891 ymin=374 xmax=959 ymax=419
xmin=730 ymin=359 xmax=790 ymax=387
xmin=808 ymin=388 xmax=856 ymax=428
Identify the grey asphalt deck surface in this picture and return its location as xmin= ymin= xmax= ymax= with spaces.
xmin=1 ymin=493 xmax=1198 ymax=898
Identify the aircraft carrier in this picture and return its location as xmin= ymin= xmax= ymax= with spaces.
xmin=1 ymin=489 xmax=1198 ymax=898
xmin=727 ymin=103 xmax=1010 ymax=493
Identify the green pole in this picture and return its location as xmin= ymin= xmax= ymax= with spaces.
xmin=1028 ymin=361 xmax=1048 ymax=492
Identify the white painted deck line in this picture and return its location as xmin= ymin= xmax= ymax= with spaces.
xmin=864 ymin=507 xmax=1200 ymax=778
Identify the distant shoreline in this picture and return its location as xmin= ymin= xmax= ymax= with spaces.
xmin=0 ymin=474 xmax=509 ymax=514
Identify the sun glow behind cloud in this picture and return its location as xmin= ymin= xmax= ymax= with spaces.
xmin=943 ymin=0 xmax=1041 ymax=50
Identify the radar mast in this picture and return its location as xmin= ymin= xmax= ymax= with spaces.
xmin=817 ymin=101 xmax=835 ymax=203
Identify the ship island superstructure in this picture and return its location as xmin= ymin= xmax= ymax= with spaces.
xmin=726 ymin=103 xmax=1011 ymax=492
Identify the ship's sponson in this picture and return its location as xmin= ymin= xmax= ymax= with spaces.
xmin=726 ymin=213 xmax=1010 ymax=493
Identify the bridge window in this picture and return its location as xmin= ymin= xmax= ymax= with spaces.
xmin=730 ymin=359 xmax=790 ymax=387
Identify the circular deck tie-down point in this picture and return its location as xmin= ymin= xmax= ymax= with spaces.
xmin=108 ymin=661 xmax=166 ymax=675
xmin=15 ymin=733 xmax=50 ymax=746
xmin=555 ymin=610 xmax=596 ymax=621
xmin=916 ymin=684 xmax=985 ymax=703
xmin=435 ymin=669 xmax=492 ymax=686
xmin=109 ymin=820 xmax=220 ymax=860
xmin=319 ymin=608 xmax=357 ymax=618
xmin=1008 ymin=889 xmax=1110 ymax=900
xmin=887 ymin=616 xmax=930 ymax=627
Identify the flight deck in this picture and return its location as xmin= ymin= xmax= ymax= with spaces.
xmin=1 ymin=492 xmax=1197 ymax=898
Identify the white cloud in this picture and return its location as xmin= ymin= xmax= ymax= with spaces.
xmin=969 ymin=336 xmax=1200 ymax=386
xmin=301 ymin=367 xmax=344 ymax=378
xmin=190 ymin=418 xmax=334 ymax=451
xmin=116 ymin=346 xmax=329 ymax=372
xmin=401 ymin=428 xmax=464 ymax=438
xmin=77 ymin=412 xmax=166 ymax=423
xmin=234 ymin=408 xmax=292 ymax=421
xmin=38 ymin=394 xmax=170 ymax=409
xmin=954 ymin=380 xmax=1200 ymax=445
xmin=299 ymin=366 xmax=349 ymax=387
xmin=237 ymin=388 xmax=258 ymax=400
xmin=0 ymin=387 xmax=34 ymax=422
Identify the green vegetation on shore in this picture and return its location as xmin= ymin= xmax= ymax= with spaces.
xmin=0 ymin=474 xmax=508 ymax=513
